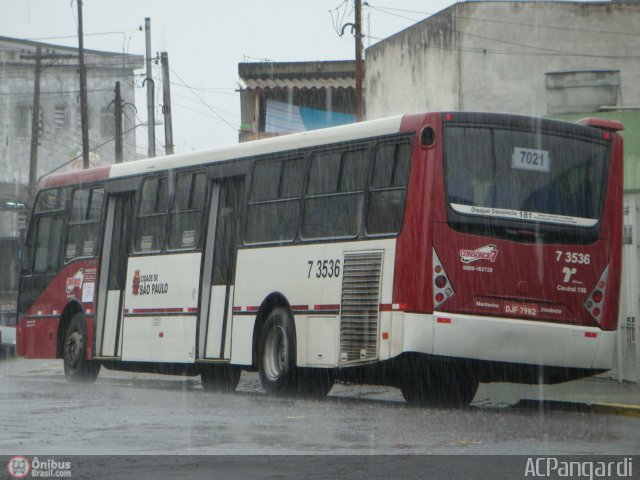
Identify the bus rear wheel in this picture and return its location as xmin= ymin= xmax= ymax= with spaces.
xmin=63 ymin=312 xmax=100 ymax=383
xmin=400 ymin=366 xmax=478 ymax=407
xmin=201 ymin=364 xmax=241 ymax=393
xmin=258 ymin=308 xmax=297 ymax=396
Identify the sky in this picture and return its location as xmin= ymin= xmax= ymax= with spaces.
xmin=0 ymin=0 xmax=455 ymax=156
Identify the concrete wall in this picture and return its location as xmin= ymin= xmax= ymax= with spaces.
xmin=366 ymin=1 xmax=640 ymax=118
xmin=365 ymin=6 xmax=460 ymax=119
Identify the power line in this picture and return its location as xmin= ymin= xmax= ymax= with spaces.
xmin=168 ymin=67 xmax=237 ymax=131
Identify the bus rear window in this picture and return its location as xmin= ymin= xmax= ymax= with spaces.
xmin=444 ymin=126 xmax=610 ymax=228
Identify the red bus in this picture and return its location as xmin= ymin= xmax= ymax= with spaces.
xmin=16 ymin=112 xmax=623 ymax=406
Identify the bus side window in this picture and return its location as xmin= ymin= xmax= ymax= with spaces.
xmin=366 ymin=142 xmax=411 ymax=235
xmin=28 ymin=188 xmax=66 ymax=274
xmin=168 ymin=172 xmax=207 ymax=250
xmin=135 ymin=177 xmax=170 ymax=252
xmin=65 ymin=187 xmax=104 ymax=261
xmin=302 ymin=148 xmax=368 ymax=239
xmin=245 ymin=157 xmax=304 ymax=244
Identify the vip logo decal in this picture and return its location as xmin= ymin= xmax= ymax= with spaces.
xmin=65 ymin=268 xmax=84 ymax=294
xmin=459 ymin=244 xmax=499 ymax=264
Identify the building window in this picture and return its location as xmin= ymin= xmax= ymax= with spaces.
xmin=54 ymin=106 xmax=67 ymax=131
xmin=16 ymin=106 xmax=36 ymax=139
xmin=101 ymin=107 xmax=115 ymax=139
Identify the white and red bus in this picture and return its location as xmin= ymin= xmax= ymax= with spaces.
xmin=17 ymin=112 xmax=623 ymax=406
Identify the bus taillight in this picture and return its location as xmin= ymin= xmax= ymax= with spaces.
xmin=433 ymin=249 xmax=454 ymax=308
xmin=584 ymin=266 xmax=609 ymax=325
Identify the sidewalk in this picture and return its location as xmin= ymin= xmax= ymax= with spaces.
xmin=475 ymin=376 xmax=640 ymax=417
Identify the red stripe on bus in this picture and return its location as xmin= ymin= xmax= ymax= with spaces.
xmin=291 ymin=305 xmax=309 ymax=312
xmin=232 ymin=307 xmax=242 ymax=312
xmin=584 ymin=331 xmax=598 ymax=338
xmin=246 ymin=306 xmax=260 ymax=312
xmin=128 ymin=308 xmax=185 ymax=314
xmin=437 ymin=317 xmax=452 ymax=324
xmin=313 ymin=304 xmax=340 ymax=311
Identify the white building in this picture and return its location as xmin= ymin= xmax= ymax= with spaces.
xmin=365 ymin=1 xmax=640 ymax=119
xmin=0 ymin=36 xmax=144 ymax=185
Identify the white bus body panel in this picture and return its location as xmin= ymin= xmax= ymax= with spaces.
xmin=120 ymin=253 xmax=200 ymax=363
xmin=230 ymin=239 xmax=396 ymax=366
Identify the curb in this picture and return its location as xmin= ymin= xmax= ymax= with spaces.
xmin=513 ymin=399 xmax=640 ymax=418
xmin=592 ymin=402 xmax=640 ymax=419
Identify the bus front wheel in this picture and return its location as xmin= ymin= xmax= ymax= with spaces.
xmin=201 ymin=364 xmax=241 ymax=393
xmin=258 ymin=307 xmax=297 ymax=396
xmin=63 ymin=312 xmax=100 ymax=383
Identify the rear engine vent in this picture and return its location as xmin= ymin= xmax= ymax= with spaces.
xmin=339 ymin=251 xmax=383 ymax=364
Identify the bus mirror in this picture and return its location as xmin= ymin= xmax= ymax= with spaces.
xmin=421 ymin=127 xmax=436 ymax=147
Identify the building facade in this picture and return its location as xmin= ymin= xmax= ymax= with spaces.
xmin=238 ymin=61 xmax=356 ymax=142
xmin=0 ymin=37 xmax=143 ymax=348
xmin=365 ymin=1 xmax=640 ymax=119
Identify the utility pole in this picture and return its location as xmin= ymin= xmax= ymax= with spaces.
xmin=160 ymin=52 xmax=174 ymax=156
xmin=28 ymin=47 xmax=42 ymax=191
xmin=354 ymin=0 xmax=364 ymax=121
xmin=114 ymin=81 xmax=123 ymax=163
xmin=77 ymin=0 xmax=90 ymax=169
xmin=145 ymin=17 xmax=156 ymax=158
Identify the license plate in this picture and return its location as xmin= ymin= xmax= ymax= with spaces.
xmin=502 ymin=302 xmax=539 ymax=318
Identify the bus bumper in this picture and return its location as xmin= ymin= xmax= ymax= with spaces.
xmin=382 ymin=312 xmax=615 ymax=372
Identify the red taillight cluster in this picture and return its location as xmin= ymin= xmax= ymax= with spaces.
xmin=433 ymin=249 xmax=454 ymax=308
xmin=584 ymin=266 xmax=609 ymax=325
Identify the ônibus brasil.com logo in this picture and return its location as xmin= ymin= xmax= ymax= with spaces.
xmin=7 ymin=456 xmax=72 ymax=478
xmin=7 ymin=457 xmax=30 ymax=479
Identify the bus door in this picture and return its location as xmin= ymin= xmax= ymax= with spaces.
xmin=96 ymin=192 xmax=134 ymax=358
xmin=198 ymin=178 xmax=244 ymax=360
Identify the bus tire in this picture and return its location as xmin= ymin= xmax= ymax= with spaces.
xmin=201 ymin=364 xmax=241 ymax=393
xmin=63 ymin=312 xmax=100 ymax=383
xmin=400 ymin=367 xmax=478 ymax=407
xmin=258 ymin=307 xmax=297 ymax=396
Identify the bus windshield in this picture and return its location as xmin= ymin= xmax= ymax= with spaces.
xmin=444 ymin=125 xmax=611 ymax=228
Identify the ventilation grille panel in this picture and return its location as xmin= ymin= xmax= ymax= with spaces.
xmin=339 ymin=251 xmax=383 ymax=364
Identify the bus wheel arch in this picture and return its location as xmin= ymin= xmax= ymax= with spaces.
xmin=56 ymin=301 xmax=84 ymax=359
xmin=251 ymin=292 xmax=293 ymax=370
xmin=61 ymin=308 xmax=100 ymax=383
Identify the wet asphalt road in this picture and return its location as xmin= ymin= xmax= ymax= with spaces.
xmin=1 ymin=358 xmax=638 ymax=456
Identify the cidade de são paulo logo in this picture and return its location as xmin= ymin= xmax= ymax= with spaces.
xmin=459 ymin=244 xmax=499 ymax=264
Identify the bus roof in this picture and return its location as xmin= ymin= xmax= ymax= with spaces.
xmin=38 ymin=115 xmax=404 ymax=189
xmin=109 ymin=115 xmax=403 ymax=179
